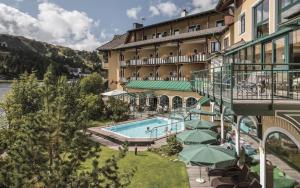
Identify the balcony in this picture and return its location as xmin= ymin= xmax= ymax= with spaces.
xmin=120 ymin=54 xmax=206 ymax=67
xmin=191 ymin=63 xmax=300 ymax=115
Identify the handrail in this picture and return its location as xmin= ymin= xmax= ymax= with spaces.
xmin=191 ymin=63 xmax=300 ymax=103
xmin=148 ymin=121 xmax=183 ymax=140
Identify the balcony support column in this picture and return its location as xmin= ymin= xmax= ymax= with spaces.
xmin=259 ymin=142 xmax=266 ymax=188
xmin=176 ymin=41 xmax=180 ymax=81
xmin=135 ymin=48 xmax=137 ymax=80
xmin=220 ymin=105 xmax=226 ymax=143
xmin=210 ymin=101 xmax=215 ymax=122
xmin=234 ymin=116 xmax=244 ymax=157
xmin=154 ymin=44 xmax=157 ymax=80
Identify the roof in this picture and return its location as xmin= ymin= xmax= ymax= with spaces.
xmin=126 ymin=80 xmax=193 ymax=92
xmin=101 ymin=90 xmax=127 ymax=96
xmin=216 ymin=0 xmax=234 ymax=11
xmin=225 ymin=27 xmax=293 ymax=55
xmin=97 ymin=33 xmax=128 ymax=51
xmin=128 ymin=9 xmax=217 ymax=32
xmin=223 ymin=39 xmax=246 ymax=52
xmin=116 ymin=26 xmax=228 ymax=49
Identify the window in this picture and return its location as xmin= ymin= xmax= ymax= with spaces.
xmin=289 ymin=29 xmax=300 ymax=65
xmin=264 ymin=41 xmax=272 ymax=65
xmin=188 ymin=25 xmax=200 ymax=32
xmin=216 ymin=20 xmax=225 ymax=27
xmin=240 ymin=14 xmax=245 ymax=34
xmin=143 ymin=35 xmax=147 ymax=40
xmin=278 ymin=0 xmax=300 ymax=24
xmin=246 ymin=47 xmax=253 ymax=63
xmin=240 ymin=49 xmax=246 ymax=63
xmin=224 ymin=38 xmax=229 ymax=49
xmin=274 ymin=37 xmax=286 ymax=65
xmin=254 ymin=0 xmax=269 ymax=38
xmin=254 ymin=44 xmax=261 ymax=64
xmin=211 ymin=41 xmax=221 ymax=52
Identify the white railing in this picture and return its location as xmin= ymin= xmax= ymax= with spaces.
xmin=169 ymin=77 xmax=186 ymax=81
xmin=119 ymin=77 xmax=128 ymax=82
xmin=123 ymin=54 xmax=207 ymax=67
xmin=130 ymin=77 xmax=142 ymax=81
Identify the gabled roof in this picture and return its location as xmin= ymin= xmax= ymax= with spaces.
xmin=116 ymin=26 xmax=228 ymax=49
xmin=216 ymin=0 xmax=234 ymax=11
xmin=126 ymin=80 xmax=193 ymax=92
xmin=128 ymin=9 xmax=217 ymax=32
xmin=97 ymin=33 xmax=128 ymax=51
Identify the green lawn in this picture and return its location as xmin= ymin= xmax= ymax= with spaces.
xmin=81 ymin=147 xmax=190 ymax=188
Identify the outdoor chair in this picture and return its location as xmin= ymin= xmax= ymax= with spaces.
xmin=236 ymin=72 xmax=268 ymax=97
xmin=233 ymin=179 xmax=261 ymax=188
xmin=211 ymin=165 xmax=250 ymax=188
xmin=208 ymin=165 xmax=241 ymax=180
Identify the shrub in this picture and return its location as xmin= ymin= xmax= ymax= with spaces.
xmin=164 ymin=135 xmax=183 ymax=156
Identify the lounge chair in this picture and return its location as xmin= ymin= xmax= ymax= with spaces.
xmin=208 ymin=165 xmax=241 ymax=180
xmin=211 ymin=165 xmax=250 ymax=188
xmin=234 ymin=179 xmax=261 ymax=188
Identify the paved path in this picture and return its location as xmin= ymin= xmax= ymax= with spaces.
xmin=89 ymin=134 xmax=166 ymax=151
xmin=187 ymin=166 xmax=212 ymax=188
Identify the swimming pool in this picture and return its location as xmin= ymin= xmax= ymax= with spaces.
xmin=104 ymin=117 xmax=184 ymax=139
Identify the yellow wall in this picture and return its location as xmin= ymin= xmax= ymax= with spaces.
xmin=233 ymin=0 xmax=276 ymax=43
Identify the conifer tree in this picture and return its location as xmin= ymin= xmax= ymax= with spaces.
xmin=0 ymin=68 xmax=134 ymax=187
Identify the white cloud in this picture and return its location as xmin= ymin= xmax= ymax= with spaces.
xmin=126 ymin=6 xmax=142 ymax=20
xmin=149 ymin=1 xmax=179 ymax=17
xmin=190 ymin=0 xmax=218 ymax=14
xmin=0 ymin=2 xmax=102 ymax=51
xmin=149 ymin=5 xmax=160 ymax=16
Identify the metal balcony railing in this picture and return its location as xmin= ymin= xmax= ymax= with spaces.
xmin=121 ymin=54 xmax=207 ymax=67
xmin=191 ymin=63 xmax=300 ymax=103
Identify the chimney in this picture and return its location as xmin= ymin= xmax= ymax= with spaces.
xmin=133 ymin=23 xmax=143 ymax=29
xmin=181 ymin=9 xmax=188 ymax=17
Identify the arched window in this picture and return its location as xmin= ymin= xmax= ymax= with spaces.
xmin=265 ymin=132 xmax=300 ymax=174
xmin=186 ymin=97 xmax=197 ymax=108
xmin=160 ymin=95 xmax=169 ymax=107
xmin=172 ymin=96 xmax=182 ymax=109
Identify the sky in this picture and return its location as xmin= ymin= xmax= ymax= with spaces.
xmin=0 ymin=0 xmax=218 ymax=51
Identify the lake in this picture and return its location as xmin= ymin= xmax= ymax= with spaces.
xmin=0 ymin=82 xmax=11 ymax=101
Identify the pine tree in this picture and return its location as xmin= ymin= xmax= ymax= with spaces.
xmin=0 ymin=68 xmax=134 ymax=187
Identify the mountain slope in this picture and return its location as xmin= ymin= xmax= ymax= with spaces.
xmin=0 ymin=34 xmax=101 ymax=79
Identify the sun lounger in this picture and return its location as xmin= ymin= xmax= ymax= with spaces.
xmin=211 ymin=165 xmax=250 ymax=188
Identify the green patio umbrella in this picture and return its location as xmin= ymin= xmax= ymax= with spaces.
xmin=179 ymin=145 xmax=237 ymax=183
xmin=185 ymin=119 xmax=216 ymax=130
xmin=176 ymin=130 xmax=218 ymax=145
xmin=179 ymin=145 xmax=237 ymax=169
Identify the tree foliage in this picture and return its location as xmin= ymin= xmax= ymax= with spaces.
xmin=164 ymin=135 xmax=183 ymax=156
xmin=0 ymin=69 xmax=134 ymax=187
xmin=105 ymin=98 xmax=129 ymax=122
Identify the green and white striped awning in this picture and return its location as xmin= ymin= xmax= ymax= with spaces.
xmin=126 ymin=80 xmax=193 ymax=92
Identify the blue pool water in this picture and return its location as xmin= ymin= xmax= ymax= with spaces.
xmin=104 ymin=117 xmax=184 ymax=138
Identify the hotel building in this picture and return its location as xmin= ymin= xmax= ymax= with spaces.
xmin=98 ymin=9 xmax=232 ymax=109
xmin=98 ymin=1 xmax=300 ymax=187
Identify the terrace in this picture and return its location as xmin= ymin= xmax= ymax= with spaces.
xmin=191 ymin=63 xmax=300 ymax=115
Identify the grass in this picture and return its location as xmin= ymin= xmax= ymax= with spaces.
xmin=81 ymin=147 xmax=190 ymax=188
xmin=88 ymin=119 xmax=114 ymax=128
